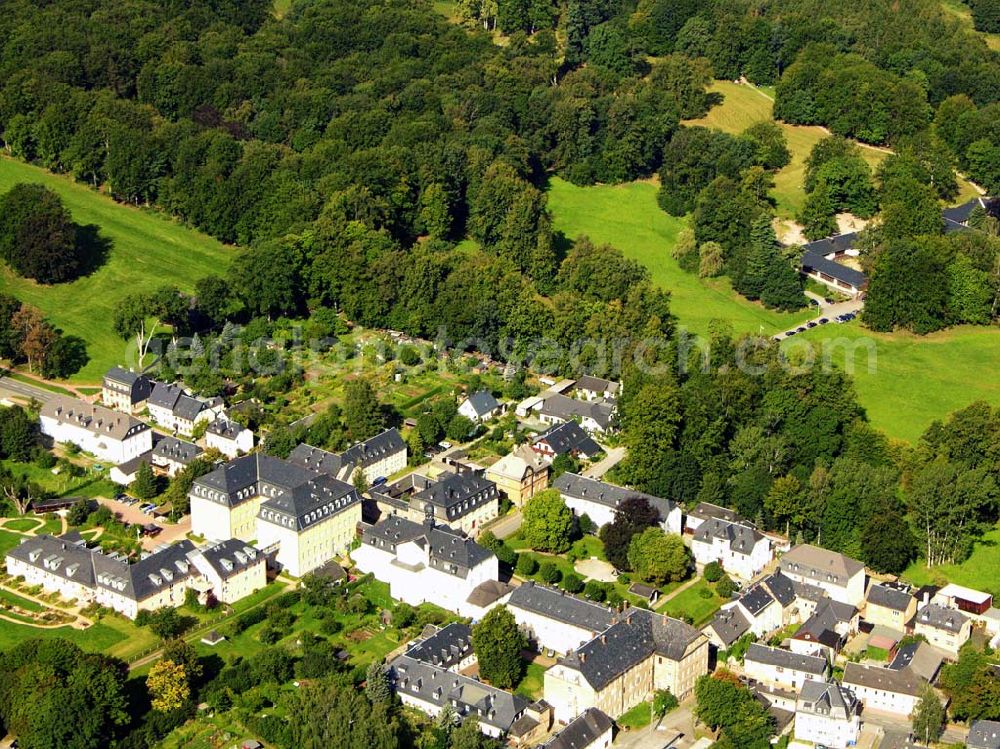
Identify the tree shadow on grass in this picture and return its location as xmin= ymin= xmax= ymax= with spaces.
xmin=74 ymin=223 xmax=112 ymax=277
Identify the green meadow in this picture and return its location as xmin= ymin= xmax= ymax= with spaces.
xmin=0 ymin=157 xmax=235 ymax=383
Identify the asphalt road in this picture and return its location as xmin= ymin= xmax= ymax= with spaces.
xmin=582 ymin=445 xmax=627 ymax=479
xmin=773 ymin=296 xmax=865 ymax=341
xmin=0 ymin=373 xmax=56 ymax=402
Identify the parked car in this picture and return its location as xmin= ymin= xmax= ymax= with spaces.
xmin=818 ymin=318 xmax=829 ymax=324
xmin=808 ymin=298 xmax=819 ymax=306
xmin=796 ymin=326 xmax=806 ymax=333
xmin=372 ymin=476 xmax=387 ymax=487
xmin=807 ymin=321 xmax=817 ymax=328
xmin=785 ymin=330 xmax=796 ymax=336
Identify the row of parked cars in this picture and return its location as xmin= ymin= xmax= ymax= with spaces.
xmin=115 ymin=493 xmax=158 ymax=515
xmin=782 ymin=310 xmax=858 ymax=338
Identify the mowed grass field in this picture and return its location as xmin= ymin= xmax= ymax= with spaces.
xmin=0 ymin=157 xmax=235 ymax=383
xmin=783 ymin=322 xmax=1000 ymax=442
xmin=903 ymin=526 xmax=1000 ymax=597
xmin=684 ymin=81 xmax=980 ymax=218
xmin=546 ymin=177 xmax=812 ymax=337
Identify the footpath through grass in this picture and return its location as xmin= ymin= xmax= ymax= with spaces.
xmin=0 ymin=157 xmax=235 ymax=383
xmin=784 ymin=322 xmax=1000 ymax=443
xmin=546 ymin=177 xmax=811 ymax=337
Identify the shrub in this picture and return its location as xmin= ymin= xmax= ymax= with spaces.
xmin=516 ymin=554 xmax=538 ymax=576
xmin=583 ymin=580 xmax=607 ymax=602
xmin=562 ymin=573 xmax=584 ymax=594
xmin=703 ymin=561 xmax=724 ymax=582
xmin=716 ymin=576 xmax=737 ymax=598
xmin=540 ymin=562 xmax=562 ymax=584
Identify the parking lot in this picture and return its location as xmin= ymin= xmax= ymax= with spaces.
xmin=97 ymin=495 xmax=191 ymax=551
xmin=773 ymin=296 xmax=865 ymax=342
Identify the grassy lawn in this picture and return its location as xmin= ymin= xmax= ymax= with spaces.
xmin=0 ymin=618 xmax=127 ymax=652
xmin=2 ymin=459 xmax=117 ymax=499
xmin=3 ymin=517 xmax=42 ymax=532
xmin=902 ymin=525 xmax=1000 ymax=597
xmin=683 ymin=81 xmax=978 ymax=218
xmin=546 ymin=177 xmax=812 ymax=337
xmin=0 ymin=156 xmax=235 ymax=383
xmin=659 ymin=578 xmax=725 ymax=627
xmin=784 ymin=322 xmax=1000 ymax=443
xmin=940 ymin=0 xmax=1000 ymax=50
xmin=0 ymin=529 xmax=27 ymax=556
xmin=0 ymin=589 xmax=46 ymax=613
xmin=617 ymin=701 xmax=652 ymax=730
xmin=515 ymin=661 xmax=546 ymax=700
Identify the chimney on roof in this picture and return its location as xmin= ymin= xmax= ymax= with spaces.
xmin=923 ymin=591 xmax=930 ymax=605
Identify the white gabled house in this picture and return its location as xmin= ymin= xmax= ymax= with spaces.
xmin=778 ymin=544 xmax=866 ymax=607
xmin=552 ymin=473 xmax=682 ymax=534
xmin=205 ymin=416 xmax=254 ymax=458
xmin=795 ymin=681 xmax=862 ymax=749
xmin=40 ymin=395 xmax=152 ymax=464
xmin=690 ymin=516 xmax=772 ymax=581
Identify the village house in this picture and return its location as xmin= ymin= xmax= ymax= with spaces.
xmin=888 ymin=641 xmax=944 ymax=685
xmin=187 ymin=539 xmax=267 ymax=604
xmin=287 ymin=443 xmax=356 ymax=482
xmin=553 ymin=473 xmax=682 ymax=534
xmin=573 ymin=376 xmax=620 ymax=403
xmin=151 ymin=436 xmax=203 ymax=477
xmin=405 ymin=622 xmax=477 ymax=672
xmin=543 ymin=608 xmax=709 ymax=721
xmin=40 ymin=395 xmax=152 ymax=464
xmin=913 ymin=602 xmax=972 ymax=656
xmin=338 ymin=427 xmax=408 ymax=483
xmin=101 ymin=367 xmax=153 ymax=413
xmin=506 ymin=582 xmax=615 ymax=655
xmin=703 ymin=606 xmax=752 ymax=650
xmin=789 ymin=598 xmax=858 ymax=662
xmin=190 ymin=453 xmax=361 ymax=577
xmin=352 ymin=516 xmax=508 ymax=619
xmin=538 ymin=707 xmax=613 ymax=749
xmin=146 ymin=382 xmax=223 ymax=436
xmin=744 ymin=643 xmax=829 ymax=694
xmin=794 ymin=680 xmax=862 ymax=749
xmin=704 ymin=571 xmax=799 ymax=649
xmin=690 ymin=517 xmax=772 ymax=581
xmin=508 ymin=700 xmax=555 ymax=746
xmin=778 ymin=544 xmax=866 ymax=607
xmin=535 ymin=394 xmax=615 ymax=434
xmin=388 ymin=654 xmax=529 ymax=738
xmin=842 ymin=662 xmax=925 ymax=717
xmin=531 ymin=421 xmax=603 ymax=463
xmin=969 ymin=719 xmax=1000 ymax=749
xmin=485 ymin=445 xmax=550 ymax=507
xmin=683 ymin=502 xmax=743 ymax=534
xmin=865 ymin=583 xmax=916 ymax=631
xmin=205 ymin=416 xmax=254 ymax=458
xmin=458 ymin=390 xmax=503 ymax=423
xmin=404 ymin=471 xmax=500 ymax=537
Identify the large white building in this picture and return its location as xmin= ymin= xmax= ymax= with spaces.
xmin=506 ymin=581 xmax=614 ymax=655
xmin=842 ymin=662 xmax=924 ymax=717
xmin=744 ymin=643 xmax=828 ymax=693
xmin=146 ymin=382 xmax=223 ymax=436
xmin=795 ymin=681 xmax=862 ymax=749
xmin=190 ymin=453 xmax=361 ymax=577
xmin=352 ymin=516 xmax=508 ymax=618
xmin=779 ymin=544 xmax=866 ymax=607
xmin=691 ymin=517 xmax=772 ymax=581
xmin=6 ymin=534 xmax=265 ymax=619
xmin=552 ymin=473 xmax=682 ymax=533
xmin=40 ymin=395 xmax=152 ymax=464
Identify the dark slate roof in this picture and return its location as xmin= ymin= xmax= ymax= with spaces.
xmin=916 ymin=602 xmax=969 ymax=634
xmin=6 ymin=534 xmax=97 ymax=588
xmin=466 ymin=579 xmax=514 ymax=608
xmin=104 ymin=366 xmax=144 ymax=387
xmin=540 ymin=707 xmax=613 ymax=749
xmin=206 ymin=417 xmax=246 ymax=440
xmin=692 ymin=517 xmax=764 ymax=554
xmin=688 ymin=502 xmax=743 ymax=524
xmin=148 ymin=382 xmax=183 ymax=410
xmin=194 ymin=453 xmax=320 ymax=506
xmin=464 ymin=390 xmax=500 ymax=417
xmin=792 ymin=597 xmax=855 ymax=650
xmin=746 ymin=643 xmax=827 ymax=675
xmin=868 ymin=583 xmax=914 ymax=613
xmin=799 ymin=233 xmax=868 ymax=289
xmin=797 ymin=680 xmax=859 ymax=720
xmin=739 ymin=582 xmax=777 ymax=617
xmin=539 ymin=394 xmax=615 ymax=430
xmin=340 ymin=427 xmax=406 ymax=470
xmin=173 ymin=394 xmax=208 ymax=421
xmin=412 ymin=471 xmax=499 ymax=519
xmin=559 ymin=608 xmax=703 ymax=690
xmin=760 ymin=571 xmax=797 ymax=608
xmin=843 ymin=662 xmax=923 ymax=696
xmin=406 ymin=622 xmax=474 ymax=669
xmin=42 ymin=396 xmax=150 ymax=441
xmin=553 ymin=473 xmax=677 ymax=521
xmin=152 ymin=436 xmax=203 ymax=465
xmin=196 ymin=539 xmax=262 ymax=579
xmin=258 ymin=472 xmax=360 ymax=532
xmin=942 ymin=197 xmax=997 ymax=226
xmin=389 ymin=654 xmax=528 ymax=733
xmin=888 ymin=642 xmax=943 ymax=683
xmin=532 ymin=422 xmax=602 ymax=458
xmin=103 ymin=367 xmax=152 ymax=400
xmin=507 ymin=581 xmax=615 ymax=633
xmin=287 ymin=443 xmax=349 ymax=477
xmin=94 ymin=540 xmax=196 ymax=602
xmin=969 ymin=719 xmax=1000 ymax=749
xmin=574 ymin=376 xmax=620 ymax=397
xmin=707 ymin=606 xmax=751 ymax=647
xmin=362 ymin=516 xmax=495 ymax=579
